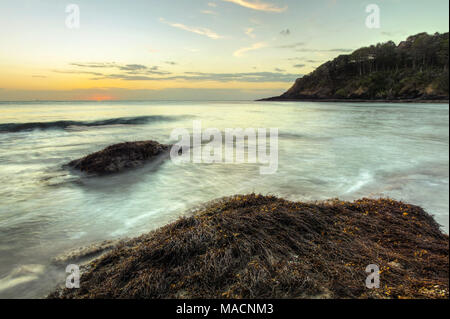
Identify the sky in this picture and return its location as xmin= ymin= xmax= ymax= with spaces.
xmin=0 ymin=0 xmax=448 ymax=101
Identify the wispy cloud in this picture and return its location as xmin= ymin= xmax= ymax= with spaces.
xmin=296 ymin=48 xmax=353 ymax=53
xmin=233 ymin=42 xmax=267 ymax=57
xmin=279 ymin=45 xmax=353 ymax=53
xmin=70 ymin=62 xmax=117 ymax=68
xmin=53 ymin=69 xmax=105 ymax=77
xmin=289 ymin=58 xmax=322 ymax=63
xmin=95 ymin=71 xmax=299 ymax=83
xmin=280 ymin=29 xmax=291 ymax=36
xmin=293 ymin=64 xmax=305 ymax=68
xmin=59 ymin=62 xmax=171 ymax=77
xmin=118 ymin=64 xmax=148 ymax=71
xmin=180 ymin=71 xmax=298 ymax=82
xmin=245 ymin=28 xmax=256 ymax=38
xmin=159 ymin=18 xmax=223 ymax=39
xmin=201 ymin=10 xmax=218 ymax=15
xmin=222 ymin=0 xmax=287 ymax=13
xmin=57 ymin=60 xmax=299 ymax=84
xmin=277 ymin=42 xmax=305 ymax=49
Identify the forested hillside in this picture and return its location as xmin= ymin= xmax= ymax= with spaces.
xmin=265 ymin=32 xmax=449 ymax=101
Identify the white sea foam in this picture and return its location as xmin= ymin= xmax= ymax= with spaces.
xmin=345 ymin=170 xmax=374 ymax=194
xmin=0 ymin=264 xmax=45 ymax=292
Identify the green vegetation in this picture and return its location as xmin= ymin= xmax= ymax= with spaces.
xmin=50 ymin=194 xmax=448 ymax=299
xmin=269 ymin=32 xmax=449 ymax=101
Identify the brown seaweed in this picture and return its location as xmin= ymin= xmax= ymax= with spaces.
xmin=67 ymin=140 xmax=171 ymax=175
xmin=49 ymin=194 xmax=449 ymax=299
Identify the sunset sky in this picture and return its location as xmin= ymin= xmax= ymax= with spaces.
xmin=0 ymin=0 xmax=448 ymax=100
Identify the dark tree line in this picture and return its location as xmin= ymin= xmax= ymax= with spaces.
xmin=339 ymin=32 xmax=449 ymax=76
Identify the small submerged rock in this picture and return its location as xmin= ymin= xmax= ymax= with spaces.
xmin=67 ymin=140 xmax=171 ymax=175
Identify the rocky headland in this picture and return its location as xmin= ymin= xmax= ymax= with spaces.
xmin=261 ymin=32 xmax=449 ymax=102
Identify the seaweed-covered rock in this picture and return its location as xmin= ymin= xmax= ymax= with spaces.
xmin=67 ymin=140 xmax=171 ymax=174
xmin=49 ymin=194 xmax=449 ymax=299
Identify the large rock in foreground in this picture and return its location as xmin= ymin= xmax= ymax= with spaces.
xmin=49 ymin=194 xmax=448 ymax=299
xmin=67 ymin=140 xmax=170 ymax=174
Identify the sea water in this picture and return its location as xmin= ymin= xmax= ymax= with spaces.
xmin=0 ymin=100 xmax=448 ymax=298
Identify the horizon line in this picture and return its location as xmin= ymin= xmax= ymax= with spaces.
xmin=0 ymin=99 xmax=261 ymax=103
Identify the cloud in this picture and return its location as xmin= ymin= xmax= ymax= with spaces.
xmin=180 ymin=71 xmax=299 ymax=82
xmin=159 ymin=18 xmax=223 ymax=39
xmin=93 ymin=71 xmax=299 ymax=83
xmin=208 ymin=2 xmax=218 ymax=7
xmin=278 ymin=42 xmax=305 ymax=49
xmin=201 ymin=10 xmax=218 ymax=15
xmin=296 ymin=48 xmax=353 ymax=53
xmin=278 ymin=44 xmax=352 ymax=53
xmin=233 ymin=42 xmax=267 ymax=57
xmin=222 ymin=0 xmax=287 ymax=12
xmin=98 ymin=74 xmax=162 ymax=81
xmin=245 ymin=28 xmax=256 ymax=38
xmin=59 ymin=62 xmax=171 ymax=77
xmin=118 ymin=64 xmax=147 ymax=71
xmin=53 ymin=69 xmax=105 ymax=76
xmin=288 ymin=58 xmax=322 ymax=63
xmin=70 ymin=62 xmax=117 ymax=68
xmin=57 ymin=61 xmax=299 ymax=84
xmin=293 ymin=64 xmax=305 ymax=68
xmin=280 ymin=29 xmax=290 ymax=36
xmin=288 ymin=57 xmax=324 ymax=63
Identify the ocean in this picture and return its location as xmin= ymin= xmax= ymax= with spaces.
xmin=0 ymin=100 xmax=448 ymax=298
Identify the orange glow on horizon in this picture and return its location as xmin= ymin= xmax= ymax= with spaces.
xmin=85 ymin=94 xmax=116 ymax=102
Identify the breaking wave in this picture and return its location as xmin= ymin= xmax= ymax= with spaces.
xmin=0 ymin=115 xmax=177 ymax=133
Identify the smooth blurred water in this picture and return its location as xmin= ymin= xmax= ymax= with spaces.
xmin=0 ymin=100 xmax=448 ymax=298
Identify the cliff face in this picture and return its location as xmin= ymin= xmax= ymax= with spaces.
xmin=266 ymin=32 xmax=449 ymax=101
